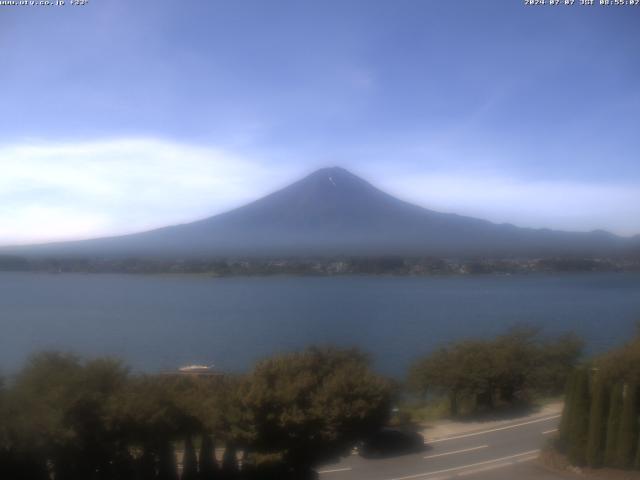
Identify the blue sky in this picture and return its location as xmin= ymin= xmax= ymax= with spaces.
xmin=1 ymin=0 xmax=639 ymax=244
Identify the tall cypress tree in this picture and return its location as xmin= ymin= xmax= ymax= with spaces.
xmin=182 ymin=435 xmax=198 ymax=480
xmin=568 ymin=368 xmax=590 ymax=466
xmin=605 ymin=383 xmax=624 ymax=467
xmin=559 ymin=370 xmax=577 ymax=451
xmin=616 ymin=382 xmax=639 ymax=469
xmin=586 ymin=372 xmax=609 ymax=467
xmin=199 ymin=435 xmax=218 ymax=480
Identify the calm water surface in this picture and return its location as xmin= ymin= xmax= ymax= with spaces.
xmin=1 ymin=272 xmax=639 ymax=376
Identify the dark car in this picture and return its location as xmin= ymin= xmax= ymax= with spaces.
xmin=358 ymin=429 xmax=425 ymax=458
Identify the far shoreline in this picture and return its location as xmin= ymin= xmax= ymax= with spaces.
xmin=2 ymin=253 xmax=640 ymax=277
xmin=1 ymin=268 xmax=639 ymax=279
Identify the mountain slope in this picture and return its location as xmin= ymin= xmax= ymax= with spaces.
xmin=3 ymin=167 xmax=636 ymax=258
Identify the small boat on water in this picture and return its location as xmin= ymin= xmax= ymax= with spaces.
xmin=175 ymin=364 xmax=223 ymax=377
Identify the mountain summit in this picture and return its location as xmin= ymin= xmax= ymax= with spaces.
xmin=4 ymin=167 xmax=635 ymax=258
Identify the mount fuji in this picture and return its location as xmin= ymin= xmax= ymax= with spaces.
xmin=3 ymin=167 xmax=636 ymax=258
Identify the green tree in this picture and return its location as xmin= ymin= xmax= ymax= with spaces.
xmin=221 ymin=443 xmax=238 ymax=479
xmin=241 ymin=347 xmax=391 ymax=479
xmin=8 ymin=352 xmax=131 ymax=480
xmin=558 ymin=370 xmax=577 ymax=451
xmin=492 ymin=326 xmax=540 ymax=404
xmin=586 ymin=372 xmax=608 ymax=467
xmin=409 ymin=341 xmax=495 ymax=415
xmin=409 ymin=328 xmax=583 ymax=417
xmin=533 ymin=333 xmax=584 ymax=396
xmin=157 ymin=438 xmax=178 ymax=480
xmin=111 ymin=375 xmax=198 ymax=480
xmin=182 ymin=435 xmax=198 ymax=480
xmin=567 ymin=368 xmax=590 ymax=466
xmin=137 ymin=444 xmax=157 ymax=480
xmin=598 ymin=336 xmax=640 ymax=385
xmin=616 ymin=382 xmax=638 ymax=468
xmin=1 ymin=374 xmax=50 ymax=480
xmin=198 ymin=435 xmax=218 ymax=480
xmin=604 ymin=383 xmax=624 ymax=467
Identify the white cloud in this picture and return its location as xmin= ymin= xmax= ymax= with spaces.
xmin=0 ymin=138 xmax=294 ymax=245
xmin=378 ymin=173 xmax=640 ymax=237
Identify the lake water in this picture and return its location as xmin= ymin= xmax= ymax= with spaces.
xmin=1 ymin=272 xmax=639 ymax=377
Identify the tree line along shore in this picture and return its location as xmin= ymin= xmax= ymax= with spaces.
xmin=1 ymin=254 xmax=639 ymax=275
xmin=0 ymin=326 xmax=586 ymax=480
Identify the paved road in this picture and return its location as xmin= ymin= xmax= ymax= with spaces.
xmin=317 ymin=414 xmax=567 ymax=480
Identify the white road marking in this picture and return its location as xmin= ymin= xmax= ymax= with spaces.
xmin=426 ymin=415 xmax=561 ymax=444
xmin=542 ymin=428 xmax=558 ymax=435
xmin=318 ymin=467 xmax=353 ymax=474
xmin=456 ymin=461 xmax=513 ymax=476
xmin=423 ymin=445 xmax=488 ymax=459
xmin=515 ymin=455 xmax=539 ymax=463
xmin=387 ymin=449 xmax=540 ymax=480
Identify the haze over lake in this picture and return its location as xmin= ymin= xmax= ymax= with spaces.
xmin=1 ymin=272 xmax=639 ymax=376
